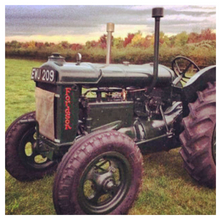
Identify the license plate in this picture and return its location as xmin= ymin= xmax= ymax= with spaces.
xmin=31 ymin=68 xmax=56 ymax=83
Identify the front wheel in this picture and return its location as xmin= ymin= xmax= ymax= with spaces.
xmin=5 ymin=112 xmax=57 ymax=181
xmin=180 ymin=82 xmax=216 ymax=188
xmin=53 ymin=130 xmax=143 ymax=214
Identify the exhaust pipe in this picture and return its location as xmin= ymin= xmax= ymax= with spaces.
xmin=146 ymin=7 xmax=164 ymax=94
xmin=106 ymin=23 xmax=115 ymax=65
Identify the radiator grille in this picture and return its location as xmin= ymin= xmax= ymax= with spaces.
xmin=35 ymin=87 xmax=55 ymax=140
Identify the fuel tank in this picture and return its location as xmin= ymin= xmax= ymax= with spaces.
xmin=39 ymin=55 xmax=175 ymax=88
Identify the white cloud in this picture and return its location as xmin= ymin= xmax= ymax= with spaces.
xmin=165 ymin=14 xmax=207 ymax=22
xmin=5 ymin=5 xmax=216 ymax=43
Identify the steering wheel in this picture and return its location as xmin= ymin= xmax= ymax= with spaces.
xmin=171 ymin=56 xmax=200 ymax=84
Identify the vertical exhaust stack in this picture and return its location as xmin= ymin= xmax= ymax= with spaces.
xmin=146 ymin=7 xmax=164 ymax=94
xmin=106 ymin=23 xmax=115 ymax=65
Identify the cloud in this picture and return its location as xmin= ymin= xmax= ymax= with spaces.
xmin=5 ymin=5 xmax=216 ymax=43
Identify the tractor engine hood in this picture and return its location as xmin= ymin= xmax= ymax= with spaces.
xmin=35 ymin=56 xmax=175 ymax=88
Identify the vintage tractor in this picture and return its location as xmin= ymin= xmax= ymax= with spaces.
xmin=6 ymin=8 xmax=216 ymax=214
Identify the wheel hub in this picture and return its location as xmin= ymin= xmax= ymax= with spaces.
xmin=93 ymin=170 xmax=116 ymax=193
xmin=103 ymin=178 xmax=116 ymax=192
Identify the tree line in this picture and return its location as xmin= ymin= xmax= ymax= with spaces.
xmin=5 ymin=28 xmax=216 ymax=67
xmin=6 ymin=28 xmax=215 ymax=50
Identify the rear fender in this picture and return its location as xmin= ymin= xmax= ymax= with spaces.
xmin=182 ymin=65 xmax=216 ymax=103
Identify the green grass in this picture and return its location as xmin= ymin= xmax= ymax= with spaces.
xmin=5 ymin=59 xmax=41 ymax=129
xmin=129 ymin=151 xmax=216 ymax=215
xmin=5 ymin=58 xmax=216 ymax=215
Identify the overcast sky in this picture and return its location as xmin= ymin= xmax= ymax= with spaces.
xmin=5 ymin=5 xmax=216 ymax=44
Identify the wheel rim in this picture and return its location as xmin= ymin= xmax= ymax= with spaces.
xmin=212 ymin=126 xmax=216 ymax=164
xmin=78 ymin=151 xmax=131 ymax=214
xmin=18 ymin=127 xmax=54 ymax=170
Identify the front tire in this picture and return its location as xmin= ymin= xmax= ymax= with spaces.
xmin=53 ymin=130 xmax=143 ymax=214
xmin=6 ymin=112 xmax=57 ymax=181
xmin=180 ymin=82 xmax=216 ymax=188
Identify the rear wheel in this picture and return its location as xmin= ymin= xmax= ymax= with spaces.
xmin=5 ymin=112 xmax=57 ymax=181
xmin=180 ymin=82 xmax=216 ymax=188
xmin=53 ymin=130 xmax=143 ymax=214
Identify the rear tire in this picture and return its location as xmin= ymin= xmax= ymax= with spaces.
xmin=180 ymin=82 xmax=216 ymax=188
xmin=53 ymin=130 xmax=143 ymax=214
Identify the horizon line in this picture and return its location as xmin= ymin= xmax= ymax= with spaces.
xmin=5 ymin=28 xmax=216 ymax=45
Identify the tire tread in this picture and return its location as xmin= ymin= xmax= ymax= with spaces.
xmin=179 ymin=82 xmax=216 ymax=188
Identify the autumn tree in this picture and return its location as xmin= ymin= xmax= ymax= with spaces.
xmin=130 ymin=31 xmax=145 ymax=47
xmin=123 ymin=33 xmax=135 ymax=47
xmin=113 ymin=37 xmax=124 ymax=49
xmin=174 ymin=31 xmax=188 ymax=47
xmin=5 ymin=40 xmax=21 ymax=48
xmin=98 ymin=34 xmax=107 ymax=49
xmin=70 ymin=43 xmax=83 ymax=50
xmin=159 ymin=32 xmax=171 ymax=47
xmin=200 ymin=28 xmax=215 ymax=41
xmin=85 ymin=40 xmax=98 ymax=48
xmin=59 ymin=41 xmax=70 ymax=49
xmin=35 ymin=42 xmax=44 ymax=49
xmin=142 ymin=35 xmax=152 ymax=48
xmin=187 ymin=32 xmax=200 ymax=43
xmin=28 ymin=41 xmax=36 ymax=49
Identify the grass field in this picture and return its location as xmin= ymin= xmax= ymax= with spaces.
xmin=5 ymin=58 xmax=216 ymax=215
